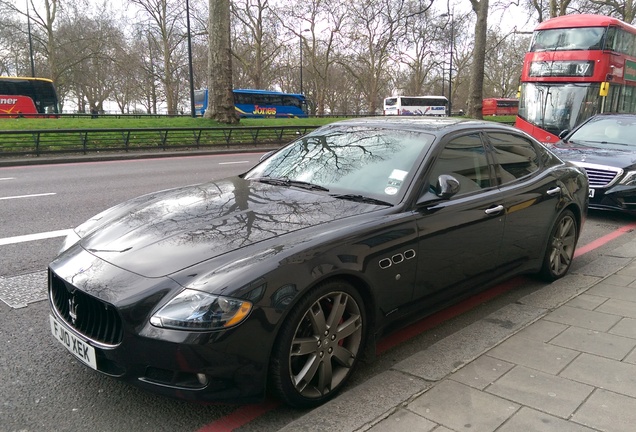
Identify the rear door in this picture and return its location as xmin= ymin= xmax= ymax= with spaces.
xmin=413 ymin=132 xmax=505 ymax=303
xmin=484 ymin=130 xmax=562 ymax=269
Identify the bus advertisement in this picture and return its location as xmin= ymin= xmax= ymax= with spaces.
xmin=482 ymin=98 xmax=519 ymax=116
xmin=194 ymin=89 xmax=309 ymax=118
xmin=516 ymin=14 xmax=636 ymax=143
xmin=0 ymin=76 xmax=60 ymax=118
xmin=383 ymin=96 xmax=448 ymax=116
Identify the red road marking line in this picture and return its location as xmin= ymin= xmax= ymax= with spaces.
xmin=196 ymin=400 xmax=280 ymax=432
xmin=198 ymin=221 xmax=636 ymax=431
xmin=574 ymin=221 xmax=636 ymax=257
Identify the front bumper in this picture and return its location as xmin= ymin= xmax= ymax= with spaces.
xmin=589 ymin=184 xmax=636 ymax=213
xmin=47 ymin=246 xmax=273 ymax=404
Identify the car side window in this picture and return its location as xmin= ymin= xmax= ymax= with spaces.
xmin=429 ymin=133 xmax=491 ymax=195
xmin=487 ymin=132 xmax=540 ymax=184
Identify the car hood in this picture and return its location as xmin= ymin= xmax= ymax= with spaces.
xmin=551 ymin=141 xmax=636 ymax=169
xmin=77 ymin=177 xmax=382 ymax=278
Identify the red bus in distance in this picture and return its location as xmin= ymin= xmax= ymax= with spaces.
xmin=516 ymin=14 xmax=636 ymax=143
xmin=0 ymin=76 xmax=60 ymax=118
xmin=482 ymin=98 xmax=519 ymax=116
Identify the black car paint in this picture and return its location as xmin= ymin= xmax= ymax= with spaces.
xmin=48 ymin=118 xmax=588 ymax=404
xmin=552 ymin=113 xmax=636 ymax=213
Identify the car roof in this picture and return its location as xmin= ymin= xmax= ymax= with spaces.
xmin=326 ymin=116 xmax=517 ymax=136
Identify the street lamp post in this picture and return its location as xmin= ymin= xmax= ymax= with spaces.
xmin=27 ymin=0 xmax=36 ymax=77
xmin=448 ymin=14 xmax=454 ymax=116
xmin=299 ymin=28 xmax=309 ymax=95
xmin=185 ymin=0 xmax=196 ymax=117
xmin=441 ymin=12 xmax=454 ymax=116
xmin=299 ymin=32 xmax=303 ymax=95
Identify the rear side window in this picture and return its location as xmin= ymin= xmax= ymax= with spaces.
xmin=487 ymin=132 xmax=540 ymax=184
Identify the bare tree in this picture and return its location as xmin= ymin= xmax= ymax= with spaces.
xmin=128 ymin=0 xmax=186 ymax=115
xmin=205 ymin=0 xmax=238 ymax=123
xmin=231 ymin=0 xmax=283 ymax=89
xmin=483 ymin=29 xmax=529 ymax=99
xmin=339 ymin=0 xmax=432 ymax=113
xmin=587 ymin=0 xmax=636 ymax=22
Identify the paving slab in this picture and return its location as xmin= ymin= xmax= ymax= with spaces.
xmin=485 ymin=365 xmax=594 ymax=418
xmin=513 ymin=319 xmax=567 ymax=342
xmin=487 ymin=334 xmax=578 ymax=375
xmin=560 ymin=353 xmax=636 ymax=398
xmin=610 ymin=317 xmax=636 ymax=339
xmin=564 ymin=293 xmax=608 ymax=310
xmin=543 ymin=305 xmax=622 ymax=331
xmin=586 ymin=283 xmax=636 ymax=302
xmin=571 ymin=389 xmax=636 ymax=432
xmin=595 ymin=297 xmax=636 ymax=318
xmin=497 ymin=407 xmax=597 ymax=432
xmin=549 ymin=326 xmax=636 ymax=360
xmin=448 ymin=355 xmax=514 ymax=391
xmin=407 ymin=380 xmax=519 ymax=432
xmin=366 ymin=408 xmax=437 ymax=432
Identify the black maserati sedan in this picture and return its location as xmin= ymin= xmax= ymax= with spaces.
xmin=550 ymin=113 xmax=636 ymax=214
xmin=48 ymin=117 xmax=588 ymax=408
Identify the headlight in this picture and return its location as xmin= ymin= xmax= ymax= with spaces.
xmin=620 ymin=171 xmax=636 ymax=186
xmin=150 ymin=289 xmax=252 ymax=331
xmin=58 ymin=230 xmax=81 ymax=254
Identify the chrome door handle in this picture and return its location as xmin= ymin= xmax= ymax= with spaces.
xmin=484 ymin=205 xmax=504 ymax=215
xmin=547 ymin=187 xmax=561 ymax=196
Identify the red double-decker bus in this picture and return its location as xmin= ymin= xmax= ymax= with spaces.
xmin=516 ymin=14 xmax=636 ymax=143
xmin=482 ymin=98 xmax=519 ymax=116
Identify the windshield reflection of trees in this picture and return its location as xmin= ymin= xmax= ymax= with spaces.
xmin=252 ymin=128 xmax=424 ymax=188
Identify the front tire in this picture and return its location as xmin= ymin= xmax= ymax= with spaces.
xmin=539 ymin=209 xmax=578 ymax=281
xmin=269 ymin=280 xmax=367 ymax=408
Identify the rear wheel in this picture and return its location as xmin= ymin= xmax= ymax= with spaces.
xmin=269 ymin=280 xmax=366 ymax=408
xmin=539 ymin=209 xmax=578 ymax=281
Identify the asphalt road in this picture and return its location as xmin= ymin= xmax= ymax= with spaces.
xmin=1 ymin=154 xmax=634 ymax=432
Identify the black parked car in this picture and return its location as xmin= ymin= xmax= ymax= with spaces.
xmin=552 ymin=113 xmax=636 ymax=214
xmin=48 ymin=117 xmax=588 ymax=408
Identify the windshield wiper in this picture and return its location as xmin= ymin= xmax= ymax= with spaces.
xmin=331 ymin=194 xmax=393 ymax=206
xmin=251 ymin=177 xmax=329 ymax=191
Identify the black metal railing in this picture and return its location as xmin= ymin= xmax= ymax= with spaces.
xmin=0 ymin=125 xmax=320 ymax=157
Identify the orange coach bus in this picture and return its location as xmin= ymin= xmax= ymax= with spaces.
xmin=0 ymin=76 xmax=60 ymax=118
xmin=482 ymin=98 xmax=519 ymax=116
xmin=516 ymin=14 xmax=636 ymax=143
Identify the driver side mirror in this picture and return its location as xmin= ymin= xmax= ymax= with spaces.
xmin=417 ymin=174 xmax=461 ymax=206
xmin=558 ymin=130 xmax=570 ymax=139
xmin=436 ymin=174 xmax=460 ymax=199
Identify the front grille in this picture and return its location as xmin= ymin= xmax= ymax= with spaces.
xmin=49 ymin=270 xmax=123 ymax=345
xmin=572 ymin=162 xmax=622 ymax=188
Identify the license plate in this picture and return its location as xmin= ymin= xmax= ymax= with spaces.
xmin=589 ymin=189 xmax=595 ymax=198
xmin=50 ymin=315 xmax=97 ymax=370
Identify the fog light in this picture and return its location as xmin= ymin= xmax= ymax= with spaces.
xmin=196 ymin=373 xmax=208 ymax=385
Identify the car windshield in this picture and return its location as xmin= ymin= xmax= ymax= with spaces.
xmin=244 ymin=125 xmax=434 ymax=204
xmin=567 ymin=117 xmax=636 ymax=150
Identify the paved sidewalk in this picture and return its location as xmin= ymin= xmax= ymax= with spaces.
xmin=281 ymin=232 xmax=636 ymax=432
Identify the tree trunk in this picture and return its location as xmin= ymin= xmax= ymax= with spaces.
xmin=467 ymin=0 xmax=489 ymax=119
xmin=205 ymin=0 xmax=239 ymax=124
